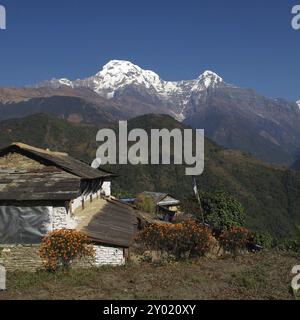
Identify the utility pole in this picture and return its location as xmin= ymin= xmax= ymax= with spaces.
xmin=192 ymin=176 xmax=205 ymax=225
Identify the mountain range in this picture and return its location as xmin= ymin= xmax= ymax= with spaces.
xmin=1 ymin=59 xmax=300 ymax=166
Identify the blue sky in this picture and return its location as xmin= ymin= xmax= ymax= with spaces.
xmin=0 ymin=0 xmax=299 ymax=101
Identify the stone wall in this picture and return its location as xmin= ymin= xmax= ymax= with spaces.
xmin=0 ymin=244 xmax=125 ymax=272
xmin=94 ymin=245 xmax=125 ymax=266
xmin=0 ymin=245 xmax=42 ymax=272
xmin=52 ymin=206 xmax=69 ymax=230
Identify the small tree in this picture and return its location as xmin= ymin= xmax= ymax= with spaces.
xmin=182 ymin=192 xmax=246 ymax=233
xmin=40 ymin=229 xmax=95 ymax=271
xmin=135 ymin=194 xmax=156 ymax=215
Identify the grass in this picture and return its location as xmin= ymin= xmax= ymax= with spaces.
xmin=0 ymin=251 xmax=299 ymax=300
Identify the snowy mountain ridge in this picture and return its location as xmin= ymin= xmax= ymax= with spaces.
xmin=35 ymin=60 xmax=230 ymax=120
xmin=36 ymin=60 xmax=225 ymax=97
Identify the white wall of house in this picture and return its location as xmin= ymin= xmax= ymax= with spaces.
xmin=101 ymin=182 xmax=111 ymax=197
xmin=70 ymin=181 xmax=111 ymax=213
xmin=0 ymin=205 xmax=127 ymax=268
xmin=52 ymin=206 xmax=69 ymax=230
xmin=93 ymin=245 xmax=125 ymax=266
xmin=50 ymin=209 xmax=126 ymax=266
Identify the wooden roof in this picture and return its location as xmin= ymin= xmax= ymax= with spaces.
xmin=139 ymin=191 xmax=179 ymax=204
xmin=0 ymin=143 xmax=115 ymax=201
xmin=0 ymin=143 xmax=114 ymax=180
xmin=81 ymin=198 xmax=138 ymax=248
xmin=78 ymin=198 xmax=170 ymax=247
xmin=0 ymin=171 xmax=81 ymax=201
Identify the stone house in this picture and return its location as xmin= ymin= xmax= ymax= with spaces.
xmin=0 ymin=143 xmax=138 ymax=270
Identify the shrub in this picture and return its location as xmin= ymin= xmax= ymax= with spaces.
xmin=181 ymin=192 xmax=246 ymax=233
xmin=219 ymin=226 xmax=251 ymax=256
xmin=135 ymin=220 xmax=214 ymax=260
xmin=39 ymin=229 xmax=95 ymax=271
xmin=135 ymin=194 xmax=156 ymax=214
xmin=283 ymin=225 xmax=300 ymax=253
xmin=250 ymin=231 xmax=273 ymax=249
xmin=112 ymin=189 xmax=134 ymax=200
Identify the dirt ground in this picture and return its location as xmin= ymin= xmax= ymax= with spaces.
xmin=0 ymin=251 xmax=299 ymax=300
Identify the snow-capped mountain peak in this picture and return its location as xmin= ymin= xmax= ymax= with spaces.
xmin=57 ymin=78 xmax=73 ymax=87
xmin=297 ymin=100 xmax=300 ymax=109
xmin=81 ymin=59 xmax=172 ymax=98
xmin=94 ymin=60 xmax=162 ymax=91
xmin=197 ymin=70 xmax=223 ymax=88
xmin=190 ymin=70 xmax=224 ymax=92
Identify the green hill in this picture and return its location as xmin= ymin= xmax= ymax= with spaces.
xmin=0 ymin=113 xmax=98 ymax=162
xmin=0 ymin=113 xmax=300 ymax=241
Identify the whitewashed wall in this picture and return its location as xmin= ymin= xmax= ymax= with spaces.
xmin=52 ymin=207 xmax=69 ymax=230
xmin=93 ymin=245 xmax=125 ymax=266
xmin=70 ymin=190 xmax=103 ymax=212
xmin=50 ymin=209 xmax=125 ymax=266
xmin=101 ymin=182 xmax=111 ymax=197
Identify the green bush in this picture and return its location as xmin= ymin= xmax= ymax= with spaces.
xmin=283 ymin=226 xmax=300 ymax=253
xmin=181 ymin=192 xmax=246 ymax=232
xmin=135 ymin=194 xmax=156 ymax=214
xmin=251 ymin=232 xmax=273 ymax=249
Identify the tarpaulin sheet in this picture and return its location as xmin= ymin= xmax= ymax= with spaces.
xmin=0 ymin=206 xmax=51 ymax=244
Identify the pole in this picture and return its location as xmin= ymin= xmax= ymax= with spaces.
xmin=192 ymin=176 xmax=205 ymax=224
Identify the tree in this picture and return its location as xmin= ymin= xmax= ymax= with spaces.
xmin=182 ymin=191 xmax=246 ymax=233
xmin=135 ymin=194 xmax=156 ymax=214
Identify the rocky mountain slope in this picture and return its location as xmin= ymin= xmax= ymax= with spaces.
xmin=1 ymin=60 xmax=300 ymax=165
xmin=33 ymin=60 xmax=300 ymax=165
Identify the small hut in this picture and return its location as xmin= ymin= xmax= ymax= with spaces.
xmin=137 ymin=192 xmax=180 ymax=222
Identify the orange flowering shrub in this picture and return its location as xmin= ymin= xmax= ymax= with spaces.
xmin=135 ymin=220 xmax=214 ymax=259
xmin=39 ymin=229 xmax=96 ymax=271
xmin=219 ymin=226 xmax=251 ymax=256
